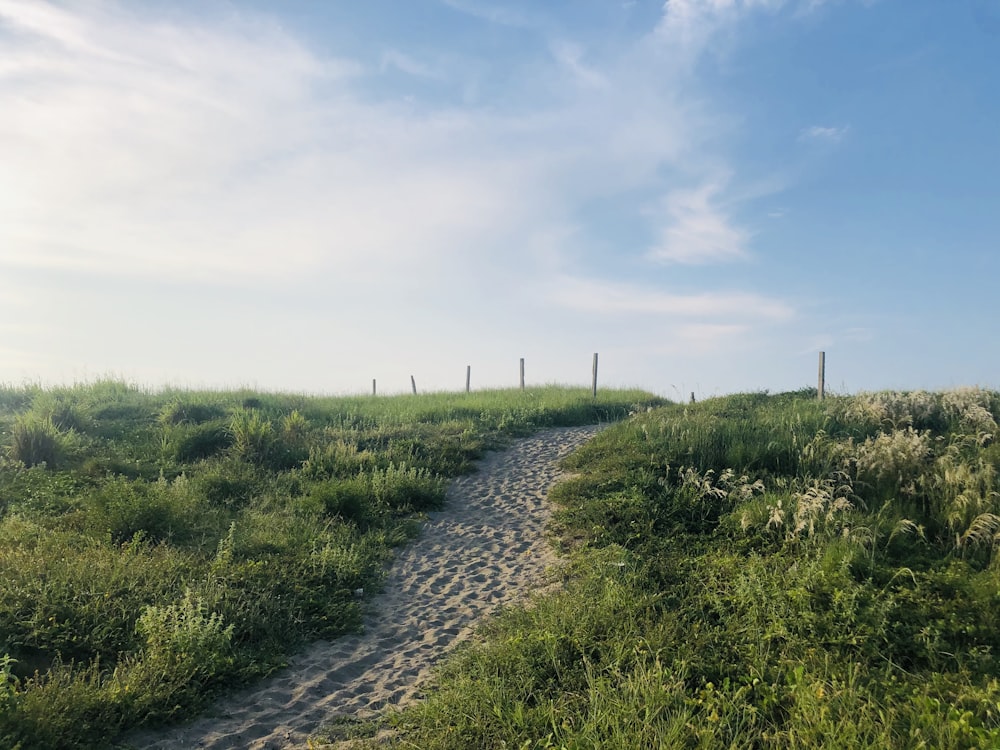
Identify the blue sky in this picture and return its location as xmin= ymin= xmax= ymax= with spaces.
xmin=1 ymin=0 xmax=999 ymax=398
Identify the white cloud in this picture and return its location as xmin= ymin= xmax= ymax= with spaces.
xmin=647 ymin=182 xmax=749 ymax=264
xmin=0 ymin=2 xmax=545 ymax=285
xmin=437 ymin=0 xmax=541 ymax=28
xmin=0 ymin=0 xmax=762 ymax=290
xmin=799 ymin=124 xmax=850 ymax=142
xmin=550 ymin=40 xmax=607 ymax=89
xmin=655 ymin=0 xmax=855 ymax=58
xmin=380 ymin=49 xmax=442 ymax=79
xmin=548 ymin=276 xmax=794 ymax=320
xmin=656 ymin=0 xmax=789 ymax=63
xmin=0 ymin=0 xmax=816 ymax=392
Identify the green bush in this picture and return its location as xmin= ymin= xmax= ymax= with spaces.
xmin=30 ymin=392 xmax=91 ymax=433
xmin=301 ymin=440 xmax=377 ymax=479
xmin=307 ymin=479 xmax=372 ymax=526
xmin=136 ymin=589 xmax=234 ymax=678
xmin=192 ymin=460 xmax=262 ymax=510
xmin=228 ymin=408 xmax=274 ymax=465
xmin=170 ymin=421 xmax=233 ymax=462
xmin=87 ymin=474 xmax=217 ymax=545
xmin=8 ymin=415 xmax=62 ymax=469
xmin=368 ymin=463 xmax=444 ymax=513
xmin=158 ymin=399 xmax=225 ymax=426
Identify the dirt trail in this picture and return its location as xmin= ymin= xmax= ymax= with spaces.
xmin=127 ymin=424 xmax=600 ymax=750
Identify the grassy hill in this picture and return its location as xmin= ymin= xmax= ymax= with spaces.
xmin=382 ymin=388 xmax=1000 ymax=749
xmin=0 ymin=381 xmax=659 ymax=749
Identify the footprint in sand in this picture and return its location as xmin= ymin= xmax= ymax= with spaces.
xmin=124 ymin=424 xmax=602 ymax=750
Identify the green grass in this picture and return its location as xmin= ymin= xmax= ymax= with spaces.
xmin=380 ymin=387 xmax=1000 ymax=750
xmin=0 ymin=381 xmax=660 ymax=749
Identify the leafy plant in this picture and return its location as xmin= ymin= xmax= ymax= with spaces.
xmin=136 ymin=589 xmax=234 ymax=677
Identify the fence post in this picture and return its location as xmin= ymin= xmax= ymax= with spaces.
xmin=466 ymin=365 xmax=471 ymax=393
xmin=818 ymin=351 xmax=826 ymax=401
xmin=411 ymin=375 xmax=417 ymax=395
xmin=592 ymin=353 xmax=599 ymax=398
xmin=520 ymin=358 xmax=525 ymax=390
xmin=691 ymin=392 xmax=696 ymax=404
xmin=372 ymin=379 xmax=376 ymax=396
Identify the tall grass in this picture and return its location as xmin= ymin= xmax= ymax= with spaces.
xmin=380 ymin=388 xmax=1000 ymax=750
xmin=0 ymin=381 xmax=659 ymax=747
xmin=7 ymin=415 xmax=63 ymax=468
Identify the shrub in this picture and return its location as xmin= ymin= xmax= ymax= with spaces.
xmin=228 ymin=409 xmax=274 ymax=464
xmin=307 ymin=479 xmax=372 ymax=526
xmin=170 ymin=421 xmax=233 ymax=462
xmin=8 ymin=415 xmax=62 ymax=468
xmin=87 ymin=474 xmax=214 ymax=545
xmin=136 ymin=589 xmax=234 ymax=678
xmin=193 ymin=461 xmax=262 ymax=510
xmin=301 ymin=440 xmax=376 ymax=479
xmin=368 ymin=463 xmax=444 ymax=513
xmin=158 ymin=399 xmax=225 ymax=426
xmin=30 ymin=392 xmax=91 ymax=433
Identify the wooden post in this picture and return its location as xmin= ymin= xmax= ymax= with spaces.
xmin=372 ymin=379 xmax=376 ymax=396
xmin=690 ymin=392 xmax=696 ymax=404
xmin=591 ymin=353 xmax=599 ymax=398
xmin=411 ymin=375 xmax=417 ymax=395
xmin=519 ymin=358 xmax=525 ymax=390
xmin=818 ymin=351 xmax=826 ymax=401
xmin=466 ymin=365 xmax=471 ymax=393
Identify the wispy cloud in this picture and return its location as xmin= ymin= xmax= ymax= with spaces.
xmin=0 ymin=2 xmax=537 ymax=285
xmin=380 ymin=49 xmax=443 ymax=79
xmin=548 ymin=277 xmax=794 ymax=320
xmin=656 ymin=0 xmax=788 ymax=64
xmin=647 ymin=182 xmax=749 ymax=264
xmin=0 ymin=0 xmax=798 ymax=291
xmin=437 ymin=0 xmax=542 ymax=29
xmin=550 ymin=40 xmax=607 ymax=89
xmin=799 ymin=124 xmax=850 ymax=142
xmin=0 ymin=0 xmax=815 ymax=391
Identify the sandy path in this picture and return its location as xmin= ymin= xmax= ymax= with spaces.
xmin=127 ymin=424 xmax=601 ymax=750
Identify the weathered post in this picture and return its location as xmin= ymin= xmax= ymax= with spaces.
xmin=466 ymin=365 xmax=471 ymax=393
xmin=520 ymin=358 xmax=525 ymax=390
xmin=592 ymin=353 xmax=599 ymax=398
xmin=691 ymin=392 xmax=696 ymax=404
xmin=818 ymin=351 xmax=826 ymax=401
xmin=372 ymin=379 xmax=376 ymax=396
xmin=411 ymin=375 xmax=417 ymax=395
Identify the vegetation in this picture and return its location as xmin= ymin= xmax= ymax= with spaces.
xmin=0 ymin=380 xmax=658 ymax=749
xmin=381 ymin=387 xmax=1000 ymax=749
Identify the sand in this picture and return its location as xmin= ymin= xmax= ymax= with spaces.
xmin=127 ymin=424 xmax=601 ymax=750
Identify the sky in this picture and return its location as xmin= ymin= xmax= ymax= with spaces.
xmin=1 ymin=0 xmax=999 ymax=399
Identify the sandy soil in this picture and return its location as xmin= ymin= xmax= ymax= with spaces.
xmin=126 ymin=424 xmax=601 ymax=750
